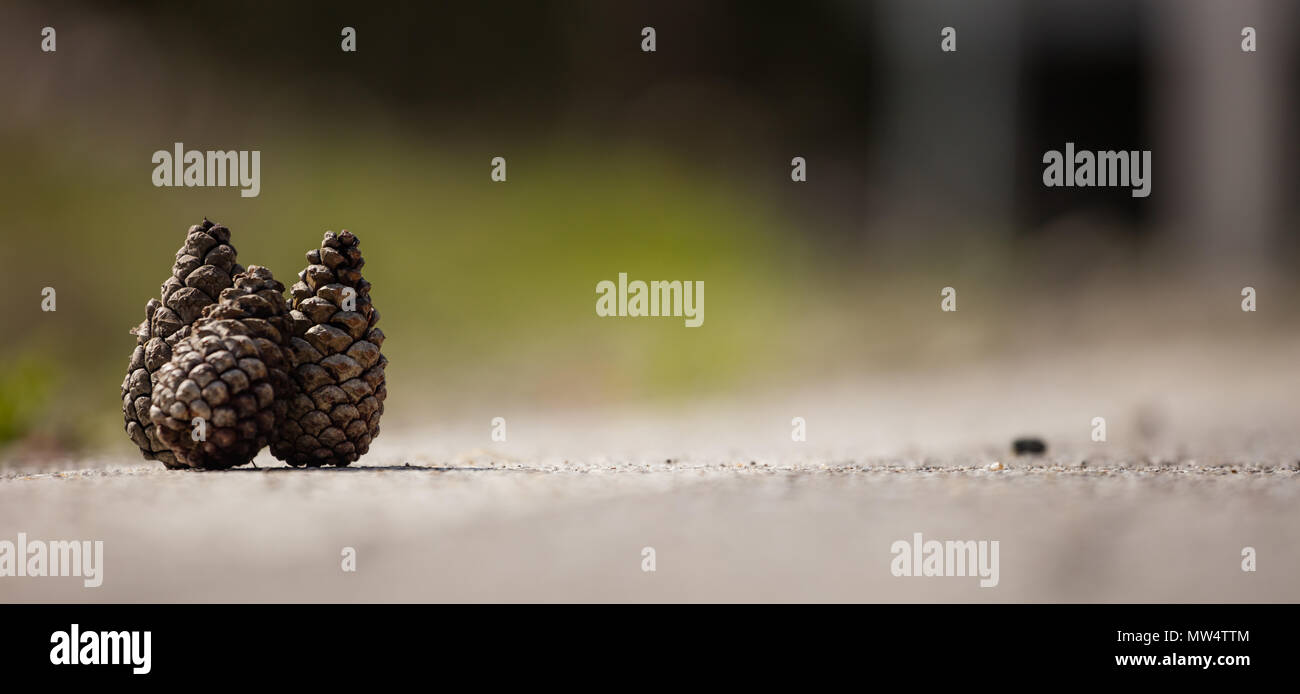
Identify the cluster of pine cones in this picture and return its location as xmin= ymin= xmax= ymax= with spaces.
xmin=121 ymin=219 xmax=387 ymax=469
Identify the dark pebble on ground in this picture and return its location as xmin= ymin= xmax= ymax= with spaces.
xmin=1013 ymin=437 xmax=1047 ymax=455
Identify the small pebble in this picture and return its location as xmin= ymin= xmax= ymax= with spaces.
xmin=987 ymin=461 xmax=1004 ymax=471
xmin=1013 ymin=437 xmax=1047 ymax=455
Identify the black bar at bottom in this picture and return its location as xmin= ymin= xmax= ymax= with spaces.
xmin=0 ymin=603 xmax=1286 ymax=683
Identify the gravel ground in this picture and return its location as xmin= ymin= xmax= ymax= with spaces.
xmin=2 ymin=339 xmax=1298 ymax=602
xmin=0 ymin=456 xmax=1295 ymax=603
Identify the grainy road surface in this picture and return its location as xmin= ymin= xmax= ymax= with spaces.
xmin=2 ymin=339 xmax=1298 ymax=602
xmin=2 ymin=458 xmax=1296 ymax=602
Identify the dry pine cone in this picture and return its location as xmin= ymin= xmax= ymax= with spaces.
xmin=149 ymin=266 xmax=295 ymax=469
xmin=122 ymin=219 xmax=243 ymax=468
xmin=272 ymin=230 xmax=386 ymax=466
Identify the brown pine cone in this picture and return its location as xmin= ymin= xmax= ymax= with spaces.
xmin=148 ymin=266 xmax=295 ymax=470
xmin=271 ymin=230 xmax=386 ymax=467
xmin=121 ymin=219 xmax=244 ymax=468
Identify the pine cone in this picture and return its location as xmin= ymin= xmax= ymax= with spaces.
xmin=148 ymin=266 xmax=295 ymax=469
xmin=121 ymin=219 xmax=244 ymax=468
xmin=272 ymin=230 xmax=386 ymax=467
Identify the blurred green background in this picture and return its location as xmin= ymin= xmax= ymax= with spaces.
xmin=1 ymin=0 xmax=1297 ymax=459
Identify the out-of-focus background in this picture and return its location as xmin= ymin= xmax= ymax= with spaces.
xmin=1 ymin=0 xmax=1298 ymax=462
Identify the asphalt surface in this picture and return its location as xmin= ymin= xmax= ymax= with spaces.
xmin=1 ymin=452 xmax=1296 ymax=602
xmin=2 ymin=338 xmax=1298 ymax=602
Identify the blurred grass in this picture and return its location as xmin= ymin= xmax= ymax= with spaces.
xmin=13 ymin=121 xmax=1259 ymax=459
xmin=0 ymin=2 xmax=1192 ymax=459
xmin=0 ymin=354 xmax=59 ymax=446
xmin=2 ymin=126 xmax=870 ymax=453
xmin=5 ymin=126 xmax=1288 ymax=459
